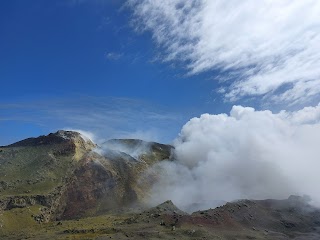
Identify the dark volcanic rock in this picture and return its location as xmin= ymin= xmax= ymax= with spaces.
xmin=187 ymin=196 xmax=320 ymax=235
xmin=148 ymin=200 xmax=187 ymax=216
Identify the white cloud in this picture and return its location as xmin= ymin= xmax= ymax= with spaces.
xmin=147 ymin=104 xmax=320 ymax=211
xmin=105 ymin=52 xmax=123 ymax=60
xmin=128 ymin=0 xmax=320 ymax=104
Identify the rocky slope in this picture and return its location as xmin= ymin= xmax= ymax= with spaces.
xmin=1 ymin=195 xmax=320 ymax=239
xmin=0 ymin=130 xmax=173 ymax=222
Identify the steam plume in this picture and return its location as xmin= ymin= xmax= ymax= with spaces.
xmin=147 ymin=104 xmax=320 ymax=211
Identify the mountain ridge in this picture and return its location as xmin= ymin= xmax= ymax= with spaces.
xmin=1 ymin=131 xmax=320 ymax=239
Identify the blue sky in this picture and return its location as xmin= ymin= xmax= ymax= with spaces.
xmin=1 ymin=0 xmax=320 ymax=145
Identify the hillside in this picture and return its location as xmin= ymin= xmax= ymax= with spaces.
xmin=0 ymin=131 xmax=173 ymax=221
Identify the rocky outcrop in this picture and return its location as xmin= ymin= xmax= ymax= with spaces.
xmin=58 ymin=143 xmax=173 ymax=220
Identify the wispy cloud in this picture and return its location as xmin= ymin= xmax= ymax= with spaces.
xmin=105 ymin=52 xmax=123 ymax=61
xmin=127 ymin=0 xmax=320 ymax=105
xmin=0 ymin=96 xmax=182 ymax=144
